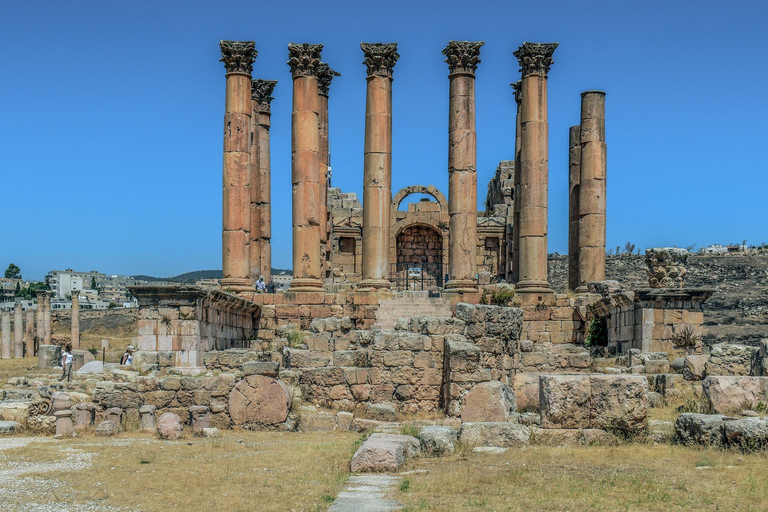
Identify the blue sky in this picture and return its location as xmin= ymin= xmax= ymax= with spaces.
xmin=1 ymin=0 xmax=766 ymax=281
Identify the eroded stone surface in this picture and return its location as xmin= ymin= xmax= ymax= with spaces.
xmin=157 ymin=412 xmax=183 ymax=440
xmin=228 ymin=374 xmax=292 ymax=426
xmin=461 ymin=381 xmax=516 ymax=423
xmin=459 ymin=422 xmax=530 ymax=448
xmin=350 ymin=433 xmax=420 ymax=472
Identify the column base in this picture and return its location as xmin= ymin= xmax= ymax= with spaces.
xmin=514 ymin=280 xmax=555 ymax=305
xmin=443 ymin=279 xmax=478 ymax=294
xmin=288 ymin=277 xmax=324 ymax=292
xmin=220 ymin=278 xmax=256 ymax=294
xmin=357 ymin=278 xmax=391 ymax=291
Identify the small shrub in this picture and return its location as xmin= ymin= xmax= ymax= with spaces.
xmin=586 ymin=316 xmax=608 ymax=347
xmin=488 ymin=287 xmax=515 ymax=306
xmin=400 ymin=477 xmax=411 ymax=492
xmin=671 ymin=326 xmax=702 ymax=355
xmin=139 ymin=458 xmax=151 ymax=464
xmin=286 ymin=330 xmax=305 ymax=348
xmin=87 ymin=347 xmax=99 ymax=356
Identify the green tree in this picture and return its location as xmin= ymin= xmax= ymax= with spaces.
xmin=91 ymin=276 xmax=98 ymax=290
xmin=4 ymin=263 xmax=21 ymax=279
xmin=14 ymin=282 xmax=21 ymax=296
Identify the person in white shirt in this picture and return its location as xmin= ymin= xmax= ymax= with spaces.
xmin=256 ymin=276 xmax=266 ymax=293
xmin=120 ymin=346 xmax=134 ymax=366
xmin=58 ymin=344 xmax=73 ymax=382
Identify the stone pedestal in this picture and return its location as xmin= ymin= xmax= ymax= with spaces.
xmin=568 ymin=125 xmax=581 ymax=291
xmin=53 ymin=392 xmax=74 ymax=438
xmin=71 ymin=291 xmax=80 ymax=349
xmin=288 ymin=43 xmax=325 ymax=292
xmin=360 ymin=42 xmax=399 ymax=290
xmin=250 ymin=79 xmax=277 ymax=285
xmin=25 ymin=309 xmax=34 ymax=356
xmin=140 ymin=405 xmax=157 ymax=431
xmin=318 ymin=63 xmax=340 ymax=281
xmin=1 ymin=309 xmax=9 ymax=359
xmin=443 ymin=41 xmax=483 ymax=295
xmin=189 ymin=405 xmax=211 ymax=432
xmin=105 ymin=407 xmax=123 ymax=431
xmin=220 ymin=40 xmax=257 ymax=293
xmin=73 ymin=402 xmax=97 ymax=430
xmin=513 ymin=42 xmax=558 ymax=298
xmin=576 ymin=91 xmax=607 ymax=290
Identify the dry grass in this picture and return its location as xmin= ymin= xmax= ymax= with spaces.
xmin=0 ymin=357 xmax=43 ymax=381
xmin=399 ymin=443 xmax=768 ymax=511
xmin=3 ymin=430 xmax=361 ymax=512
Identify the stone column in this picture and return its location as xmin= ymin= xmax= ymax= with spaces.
xmin=35 ymin=290 xmax=45 ymax=342
xmin=13 ymin=299 xmax=23 ymax=358
xmin=44 ymin=292 xmax=51 ymax=345
xmin=287 ymin=43 xmax=324 ymax=292
xmin=220 ymin=40 xmax=257 ymax=293
xmin=318 ymin=63 xmax=340 ymax=281
xmin=577 ymin=91 xmax=607 ymax=290
xmin=568 ymin=125 xmax=581 ymax=291
xmin=71 ymin=290 xmax=80 ymax=349
xmin=25 ymin=309 xmax=34 ymax=356
xmin=250 ymin=79 xmax=277 ymax=285
xmin=443 ymin=41 xmax=483 ymax=294
xmin=513 ymin=42 xmax=558 ymax=298
xmin=1 ymin=309 xmax=10 ymax=359
xmin=360 ymin=42 xmax=399 ymax=289
xmin=511 ymin=81 xmax=522 ymax=284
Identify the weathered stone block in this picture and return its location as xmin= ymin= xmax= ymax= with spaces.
xmin=350 ymin=433 xmax=420 ymax=472
xmin=419 ymin=425 xmax=458 ymax=455
xmin=459 ymin=422 xmax=530 ymax=448
xmin=683 ymin=355 xmax=708 ymax=381
xmin=589 ymin=375 xmax=648 ymax=432
xmin=539 ymin=375 xmax=591 ymax=429
xmin=703 ymin=376 xmax=768 ymax=414
xmin=675 ymin=413 xmax=727 ymax=446
xmin=228 ymin=375 xmax=292 ymax=426
xmin=461 ymin=381 xmax=516 ymax=423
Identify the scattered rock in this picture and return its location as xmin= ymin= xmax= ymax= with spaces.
xmin=350 ymin=433 xmax=420 ymax=472
xmin=157 ymin=412 xmax=183 ymax=440
xmin=683 ymin=355 xmax=708 ymax=381
xmin=419 ymin=426 xmax=458 ymax=455
xmin=365 ymin=403 xmax=398 ymax=422
xmin=201 ymin=427 xmax=220 ymax=438
xmin=472 ymin=447 xmax=508 ymax=454
xmin=94 ymin=420 xmax=118 ymax=437
xmin=459 ymin=422 xmax=530 ymax=448
xmin=675 ymin=413 xmax=728 ymax=446
xmin=228 ymin=375 xmax=292 ymax=426
xmin=0 ymin=420 xmax=23 ymax=435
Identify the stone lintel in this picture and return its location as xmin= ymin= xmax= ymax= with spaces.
xmin=287 ymin=43 xmax=323 ymax=78
xmin=220 ymin=40 xmax=257 ymax=75
xmin=361 ymin=42 xmax=399 ymax=78
xmin=514 ymin=42 xmax=558 ymax=78
xmin=443 ymin=40 xmax=484 ymax=76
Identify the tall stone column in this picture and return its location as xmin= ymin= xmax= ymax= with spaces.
xmin=220 ymin=40 xmax=257 ymax=293
xmin=1 ymin=309 xmax=10 ymax=358
xmin=43 ymin=292 xmax=51 ymax=345
xmin=287 ymin=43 xmax=324 ymax=292
xmin=250 ymin=79 xmax=277 ymax=284
xmin=13 ymin=299 xmax=23 ymax=358
xmin=36 ymin=290 xmax=45 ymax=342
xmin=71 ymin=290 xmax=80 ymax=349
xmin=511 ymin=81 xmax=522 ymax=284
xmin=513 ymin=42 xmax=558 ymax=298
xmin=318 ymin=63 xmax=340 ymax=281
xmin=25 ymin=309 xmax=34 ymax=356
xmin=577 ymin=91 xmax=607 ymax=290
xmin=360 ymin=42 xmax=399 ymax=289
xmin=568 ymin=125 xmax=581 ymax=291
xmin=443 ymin=41 xmax=483 ymax=294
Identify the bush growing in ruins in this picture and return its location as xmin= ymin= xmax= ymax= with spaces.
xmin=671 ymin=326 xmax=702 ymax=355
xmin=480 ymin=286 xmax=515 ymax=306
xmin=585 ymin=316 xmax=608 ymax=347
xmin=286 ymin=329 xmax=305 ymax=348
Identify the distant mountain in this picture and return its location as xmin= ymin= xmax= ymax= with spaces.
xmin=132 ymin=268 xmax=292 ymax=283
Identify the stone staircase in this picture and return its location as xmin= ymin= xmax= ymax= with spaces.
xmin=372 ymin=291 xmax=453 ymax=330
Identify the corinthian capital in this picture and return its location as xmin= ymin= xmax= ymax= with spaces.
xmin=443 ymin=41 xmax=484 ymax=76
xmin=511 ymin=80 xmax=522 ymax=105
xmin=361 ymin=43 xmax=399 ymax=78
xmin=251 ymin=79 xmax=278 ymax=112
xmin=219 ymin=40 xmax=257 ymax=75
xmin=317 ymin=63 xmax=341 ymax=96
xmin=287 ymin=43 xmax=323 ymax=78
xmin=514 ymin=42 xmax=558 ymax=78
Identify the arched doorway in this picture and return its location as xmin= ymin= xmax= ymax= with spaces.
xmin=394 ymin=224 xmax=444 ymax=292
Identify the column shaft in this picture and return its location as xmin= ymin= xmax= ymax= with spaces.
xmin=249 ymin=89 xmax=262 ymax=284
xmin=360 ymin=43 xmax=399 ymax=289
xmin=568 ymin=125 xmax=581 ymax=290
xmin=251 ymin=79 xmax=277 ymax=285
xmin=258 ymin=107 xmax=273 ymax=283
xmin=13 ymin=300 xmax=23 ymax=358
xmin=1 ymin=310 xmax=10 ymax=359
xmin=577 ymin=91 xmax=607 ymax=289
xmin=288 ymin=43 xmax=324 ymax=291
xmin=512 ymin=82 xmax=522 ymax=284
xmin=318 ymin=92 xmax=329 ymax=279
xmin=44 ymin=294 xmax=51 ymax=345
xmin=25 ymin=309 xmax=34 ymax=356
xmin=36 ymin=291 xmax=44 ymax=342
xmin=71 ymin=291 xmax=80 ymax=349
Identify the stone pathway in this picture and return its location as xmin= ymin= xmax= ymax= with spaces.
xmin=328 ymin=474 xmax=403 ymax=512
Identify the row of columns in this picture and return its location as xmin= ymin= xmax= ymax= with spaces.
xmin=219 ymin=41 xmax=275 ymax=293
xmin=0 ymin=292 xmax=53 ymax=358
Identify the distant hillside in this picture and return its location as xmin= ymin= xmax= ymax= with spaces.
xmin=132 ymin=268 xmax=292 ymax=283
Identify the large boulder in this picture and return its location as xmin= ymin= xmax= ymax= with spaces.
xmin=703 ymin=376 xmax=768 ymax=415
xmin=157 ymin=412 xmax=183 ymax=440
xmin=228 ymin=375 xmax=292 ymax=426
xmin=459 ymin=422 xmax=530 ymax=448
xmin=94 ymin=420 xmax=118 ymax=437
xmin=722 ymin=418 xmax=768 ymax=448
xmin=589 ymin=375 xmax=648 ymax=433
xmin=461 ymin=381 xmax=516 ymax=423
xmin=683 ymin=355 xmax=708 ymax=381
xmin=539 ymin=375 xmax=590 ymax=429
xmin=674 ymin=413 xmax=727 ymax=446
xmin=350 ymin=433 xmax=420 ymax=472
xmin=419 ymin=426 xmax=458 ymax=455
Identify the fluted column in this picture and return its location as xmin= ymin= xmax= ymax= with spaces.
xmin=71 ymin=290 xmax=80 ymax=349
xmin=43 ymin=292 xmax=51 ymax=345
xmin=1 ymin=309 xmax=10 ymax=358
xmin=220 ymin=40 xmax=257 ymax=293
xmin=287 ymin=43 xmax=324 ymax=292
xmin=318 ymin=63 xmax=340 ymax=282
xmin=568 ymin=125 xmax=581 ymax=290
xmin=443 ymin=41 xmax=483 ymax=294
xmin=13 ymin=299 xmax=23 ymax=358
xmin=577 ymin=91 xmax=607 ymax=290
xmin=36 ymin=290 xmax=45 ymax=342
xmin=511 ymin=81 xmax=522 ymax=284
xmin=25 ymin=309 xmax=34 ymax=356
xmin=251 ymin=79 xmax=277 ymax=284
xmin=513 ymin=42 xmax=558 ymax=297
xmin=360 ymin=43 xmax=399 ymax=289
